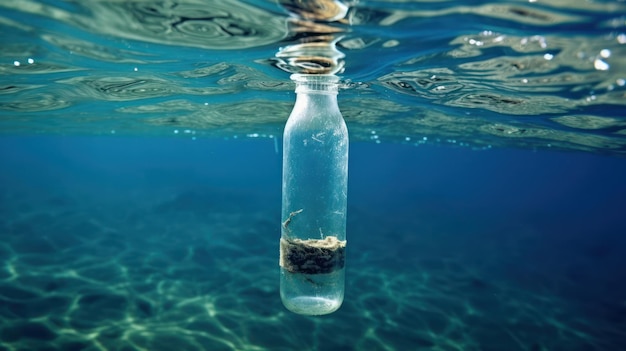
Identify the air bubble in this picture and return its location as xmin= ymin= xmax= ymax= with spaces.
xmin=594 ymin=58 xmax=609 ymax=71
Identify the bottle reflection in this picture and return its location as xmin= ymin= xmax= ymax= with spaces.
xmin=273 ymin=0 xmax=350 ymax=75
xmin=278 ymin=0 xmax=349 ymax=22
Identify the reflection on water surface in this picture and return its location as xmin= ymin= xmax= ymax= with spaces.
xmin=0 ymin=0 xmax=625 ymax=154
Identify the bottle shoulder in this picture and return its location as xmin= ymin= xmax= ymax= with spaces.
xmin=286 ymin=108 xmax=345 ymax=128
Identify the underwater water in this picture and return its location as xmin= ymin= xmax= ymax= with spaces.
xmin=2 ymin=137 xmax=626 ymax=351
xmin=1 ymin=0 xmax=626 ymax=350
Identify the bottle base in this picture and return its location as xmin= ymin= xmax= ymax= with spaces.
xmin=282 ymin=296 xmax=342 ymax=315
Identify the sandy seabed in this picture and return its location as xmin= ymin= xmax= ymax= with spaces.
xmin=0 ymin=184 xmax=624 ymax=351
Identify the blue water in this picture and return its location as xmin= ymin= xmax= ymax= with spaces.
xmin=1 ymin=136 xmax=625 ymax=350
xmin=2 ymin=0 xmax=626 ymax=349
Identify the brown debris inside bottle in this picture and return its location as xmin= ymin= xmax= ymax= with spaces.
xmin=280 ymin=236 xmax=346 ymax=274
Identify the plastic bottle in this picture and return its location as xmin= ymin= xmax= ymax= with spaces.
xmin=279 ymin=74 xmax=348 ymax=315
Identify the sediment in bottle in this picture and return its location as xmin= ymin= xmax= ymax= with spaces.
xmin=280 ymin=236 xmax=346 ymax=274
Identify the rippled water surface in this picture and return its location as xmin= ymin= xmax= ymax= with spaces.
xmin=1 ymin=0 xmax=626 ymax=154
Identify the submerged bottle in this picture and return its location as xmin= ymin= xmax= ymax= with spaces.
xmin=280 ymin=74 xmax=348 ymax=315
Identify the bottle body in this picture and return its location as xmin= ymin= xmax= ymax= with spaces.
xmin=280 ymin=74 xmax=348 ymax=315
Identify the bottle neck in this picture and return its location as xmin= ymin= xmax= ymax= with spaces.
xmin=291 ymin=74 xmax=340 ymax=114
xmin=292 ymin=74 xmax=339 ymax=94
xmin=293 ymin=89 xmax=339 ymax=117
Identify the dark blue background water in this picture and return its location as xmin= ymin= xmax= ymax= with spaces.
xmin=1 ymin=137 xmax=625 ymax=350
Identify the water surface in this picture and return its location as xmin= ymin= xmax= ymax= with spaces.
xmin=1 ymin=0 xmax=625 ymax=153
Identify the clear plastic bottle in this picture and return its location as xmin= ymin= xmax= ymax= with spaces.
xmin=279 ymin=74 xmax=348 ymax=315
